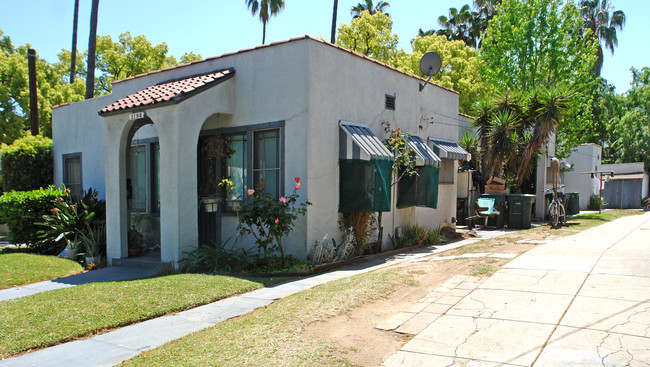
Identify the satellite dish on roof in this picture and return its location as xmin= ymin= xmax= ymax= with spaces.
xmin=418 ymin=51 xmax=441 ymax=92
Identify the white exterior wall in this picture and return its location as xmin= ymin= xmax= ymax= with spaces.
xmin=564 ymin=144 xmax=602 ymax=209
xmin=52 ymin=37 xmax=460 ymax=263
xmin=52 ymin=96 xmax=115 ymax=198
xmin=306 ymin=42 xmax=459 ymax=252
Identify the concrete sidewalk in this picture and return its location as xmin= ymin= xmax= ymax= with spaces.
xmin=383 ymin=211 xmax=650 ymax=366
xmin=0 ymin=228 xmax=510 ymax=366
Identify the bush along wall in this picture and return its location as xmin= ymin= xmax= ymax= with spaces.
xmin=0 ymin=186 xmax=65 ymax=252
xmin=0 ymin=135 xmax=53 ymax=192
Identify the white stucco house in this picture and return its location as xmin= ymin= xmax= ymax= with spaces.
xmin=564 ymin=143 xmax=603 ymax=209
xmin=52 ymin=36 xmax=467 ymax=266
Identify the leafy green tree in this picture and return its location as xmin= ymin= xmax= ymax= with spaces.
xmin=395 ymin=34 xmax=485 ymax=114
xmin=579 ymin=0 xmax=626 ymax=77
xmin=179 ymin=52 xmax=203 ymax=64
xmin=245 ymin=0 xmax=285 ymax=44
xmin=481 ymin=0 xmax=597 ymax=156
xmin=472 ymin=85 xmax=572 ymax=187
xmin=94 ymin=32 xmax=179 ymax=95
xmin=0 ymin=30 xmax=85 ymax=143
xmin=336 ymin=11 xmax=399 ymax=64
xmin=608 ymin=67 xmax=650 ymax=170
xmin=351 ymin=0 xmax=390 ymax=18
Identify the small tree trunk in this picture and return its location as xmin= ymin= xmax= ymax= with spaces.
xmin=330 ymin=0 xmax=338 ymax=43
xmin=27 ymin=49 xmax=39 ymax=136
xmin=85 ymin=0 xmax=99 ymax=99
xmin=375 ymin=211 xmax=383 ymax=253
xmin=70 ymin=0 xmax=79 ymax=84
xmin=277 ymin=237 xmax=285 ymax=267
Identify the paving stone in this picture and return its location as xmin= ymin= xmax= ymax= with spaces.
xmin=384 ymin=351 xmax=526 ymax=367
xmin=93 ymin=315 xmax=213 ymax=351
xmin=478 ymin=268 xmax=586 ymax=295
xmin=409 ymin=315 xmax=555 ymax=366
xmin=460 ymin=252 xmax=491 ymax=258
xmin=434 ymin=295 xmax=464 ymax=305
xmin=179 ymin=296 xmax=273 ymax=324
xmin=394 ymin=312 xmax=441 ymax=335
xmin=579 ymin=274 xmax=650 ymax=302
xmin=447 ymin=288 xmax=473 ymax=297
xmin=447 ymin=289 xmax=573 ymax=324
xmin=488 ymin=253 xmax=518 ymax=259
xmin=403 ymin=301 xmax=431 ymax=313
xmin=375 ymin=312 xmax=416 ymax=331
xmin=535 ymin=326 xmax=650 ymax=367
xmin=0 ymin=339 xmax=138 ymax=367
xmin=559 ymin=296 xmax=650 ymax=337
xmin=422 ymin=302 xmax=452 ymax=314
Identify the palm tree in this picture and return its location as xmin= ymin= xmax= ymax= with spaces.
xmin=351 ymin=0 xmax=390 ymax=18
xmin=85 ymin=0 xmax=99 ymax=99
xmin=70 ymin=0 xmax=79 ymax=84
xmin=331 ymin=0 xmax=338 ymax=43
xmin=579 ymin=0 xmax=625 ymax=76
xmin=438 ymin=5 xmax=474 ymax=47
xmin=245 ymin=0 xmax=285 ymax=45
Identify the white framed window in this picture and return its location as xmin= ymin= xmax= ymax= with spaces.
xmin=62 ymin=153 xmax=82 ymax=198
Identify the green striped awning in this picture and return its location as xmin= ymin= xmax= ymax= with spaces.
xmin=427 ymin=138 xmax=471 ymax=161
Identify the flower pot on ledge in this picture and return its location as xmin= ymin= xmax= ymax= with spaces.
xmin=202 ymin=197 xmax=220 ymax=213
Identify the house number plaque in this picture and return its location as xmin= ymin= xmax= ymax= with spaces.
xmin=130 ymin=111 xmax=145 ymax=120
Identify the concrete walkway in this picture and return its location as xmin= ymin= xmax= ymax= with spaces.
xmin=0 ymin=228 xmax=510 ymax=366
xmin=0 ymin=266 xmax=158 ymax=302
xmin=383 ymin=211 xmax=650 ymax=366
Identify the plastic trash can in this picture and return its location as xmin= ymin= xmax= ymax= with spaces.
xmin=479 ymin=194 xmax=508 ymax=228
xmin=565 ymin=192 xmax=580 ymax=215
xmin=507 ymin=194 xmax=536 ymax=229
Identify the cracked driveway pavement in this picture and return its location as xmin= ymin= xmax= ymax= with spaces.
xmin=384 ymin=212 xmax=650 ymax=367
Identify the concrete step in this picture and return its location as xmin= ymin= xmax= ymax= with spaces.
xmin=112 ymin=251 xmax=172 ymax=272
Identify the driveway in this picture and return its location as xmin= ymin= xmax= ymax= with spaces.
xmin=384 ymin=211 xmax=650 ymax=366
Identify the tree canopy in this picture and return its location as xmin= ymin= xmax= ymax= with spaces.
xmin=396 ymin=34 xmax=484 ymax=114
xmin=336 ymin=11 xmax=399 ymax=65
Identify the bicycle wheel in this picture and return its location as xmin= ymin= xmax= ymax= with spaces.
xmin=549 ymin=202 xmax=560 ymax=228
xmin=559 ymin=203 xmax=566 ymax=225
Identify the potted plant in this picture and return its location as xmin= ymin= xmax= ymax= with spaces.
xmin=64 ymin=238 xmax=80 ymax=260
xmin=128 ymin=228 xmax=145 ymax=257
xmin=79 ymin=223 xmax=105 ymax=266
xmin=131 ymin=212 xmax=153 ymax=234
xmin=201 ymin=179 xmax=235 ymax=213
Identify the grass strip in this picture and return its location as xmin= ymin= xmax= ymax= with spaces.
xmin=0 ymin=273 xmax=285 ymax=357
xmin=0 ymin=253 xmax=83 ymax=289
xmin=122 ymin=269 xmax=413 ymax=366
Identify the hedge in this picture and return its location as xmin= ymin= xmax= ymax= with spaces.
xmin=0 ymin=135 xmax=53 ymax=192
xmin=0 ymin=186 xmax=65 ymax=253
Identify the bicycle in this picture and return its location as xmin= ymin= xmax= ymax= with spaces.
xmin=545 ymin=186 xmax=566 ymax=228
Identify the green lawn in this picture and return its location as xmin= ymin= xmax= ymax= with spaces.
xmin=0 ymin=253 xmax=83 ymax=289
xmin=0 ymin=273 xmax=286 ymax=358
xmin=121 ymin=269 xmax=413 ymax=367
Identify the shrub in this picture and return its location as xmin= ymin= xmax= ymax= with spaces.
xmin=402 ymin=224 xmax=445 ymax=246
xmin=36 ymin=188 xmax=106 ymax=255
xmin=238 ymin=177 xmax=311 ymax=266
xmin=0 ymin=136 xmax=53 ymax=192
xmin=339 ymin=212 xmax=376 ymax=255
xmin=588 ymin=193 xmax=603 ymax=211
xmin=0 ymin=186 xmax=65 ymax=250
xmin=309 ymin=229 xmax=356 ymax=265
xmin=179 ymin=238 xmax=252 ymax=274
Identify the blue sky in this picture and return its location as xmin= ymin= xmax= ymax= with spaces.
xmin=1 ymin=0 xmax=646 ymax=93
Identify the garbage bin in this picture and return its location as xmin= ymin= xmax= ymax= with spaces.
xmin=565 ymin=192 xmax=580 ymax=215
xmin=479 ymin=194 xmax=508 ymax=228
xmin=507 ymin=194 xmax=536 ymax=229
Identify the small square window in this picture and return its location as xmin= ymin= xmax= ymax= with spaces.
xmin=385 ymin=94 xmax=396 ymax=110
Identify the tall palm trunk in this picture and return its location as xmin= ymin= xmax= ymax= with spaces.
xmin=262 ymin=21 xmax=266 ymax=44
xmin=70 ymin=0 xmax=79 ymax=84
xmin=331 ymin=0 xmax=339 ymax=43
xmin=85 ymin=0 xmax=99 ymax=99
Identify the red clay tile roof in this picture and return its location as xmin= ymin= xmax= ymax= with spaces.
xmin=98 ymin=68 xmax=234 ymax=115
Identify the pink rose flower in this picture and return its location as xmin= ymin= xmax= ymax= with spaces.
xmin=279 ymin=196 xmax=287 ymax=204
xmin=247 ymin=189 xmax=255 ymax=196
xmin=274 ymin=218 xmax=279 ymax=224
xmin=295 ymin=182 xmax=302 ymax=190
xmin=295 ymin=177 xmax=300 ymax=183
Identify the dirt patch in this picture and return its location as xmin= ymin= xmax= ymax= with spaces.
xmin=302 ymin=258 xmax=491 ymax=366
